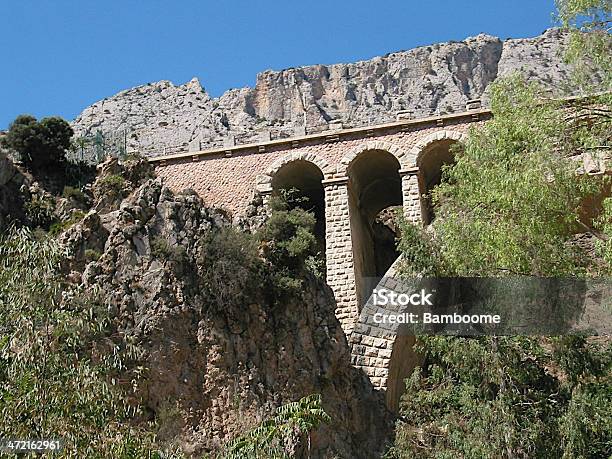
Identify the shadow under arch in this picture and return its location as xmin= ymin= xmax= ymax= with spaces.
xmin=346 ymin=149 xmax=403 ymax=309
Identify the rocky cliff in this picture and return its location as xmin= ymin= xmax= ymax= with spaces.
xmin=72 ymin=29 xmax=576 ymax=157
xmin=58 ymin=158 xmax=392 ymax=457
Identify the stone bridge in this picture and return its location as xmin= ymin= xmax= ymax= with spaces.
xmin=151 ymin=105 xmax=490 ymax=410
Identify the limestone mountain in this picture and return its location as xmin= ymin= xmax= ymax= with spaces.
xmin=72 ymin=28 xmax=575 ymax=157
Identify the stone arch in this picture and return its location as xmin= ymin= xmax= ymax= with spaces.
xmin=258 ymin=153 xmax=329 ymax=257
xmin=410 ymin=130 xmax=467 ymax=224
xmin=256 ymin=152 xmax=333 ymax=193
xmin=349 ymin=256 xmax=424 ymax=413
xmin=343 ymin=144 xmax=404 ymax=310
xmin=408 ymin=130 xmax=467 ymax=166
xmin=339 ymin=140 xmax=408 ymax=176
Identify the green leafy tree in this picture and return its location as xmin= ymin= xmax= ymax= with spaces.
xmin=426 ymin=76 xmax=603 ymax=277
xmin=392 ymin=2 xmax=611 ymax=457
xmin=3 ymin=115 xmax=73 ymax=171
xmin=0 ymin=227 xmax=176 ymax=457
xmin=388 ymin=336 xmax=611 ymax=459
xmin=258 ymin=192 xmax=321 ymax=292
xmin=556 ymin=0 xmax=611 ymax=90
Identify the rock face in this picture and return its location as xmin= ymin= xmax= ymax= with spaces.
xmin=60 ymin=162 xmax=392 ymax=457
xmin=72 ymin=29 xmax=576 ymax=157
xmin=0 ymin=149 xmax=30 ymax=231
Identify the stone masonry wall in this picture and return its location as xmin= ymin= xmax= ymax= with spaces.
xmin=153 ymin=113 xmax=480 ymax=335
xmin=153 ymin=116 xmax=477 ymax=334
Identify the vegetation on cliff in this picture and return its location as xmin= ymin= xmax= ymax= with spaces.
xmin=0 ymin=227 xmax=175 ymax=457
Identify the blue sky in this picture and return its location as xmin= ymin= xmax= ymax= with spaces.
xmin=0 ymin=1 xmax=558 ymax=129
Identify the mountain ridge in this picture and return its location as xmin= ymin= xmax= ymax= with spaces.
xmin=72 ymin=28 xmax=574 ymax=157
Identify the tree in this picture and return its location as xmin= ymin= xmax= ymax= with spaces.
xmin=556 ymin=0 xmax=611 ymax=90
xmin=388 ymin=335 xmax=611 ymax=459
xmin=392 ymin=2 xmax=611 ymax=457
xmin=0 ymin=227 xmax=176 ymax=457
xmin=258 ymin=191 xmax=322 ymax=292
xmin=427 ymin=75 xmax=603 ymax=277
xmin=3 ymin=114 xmax=73 ymax=171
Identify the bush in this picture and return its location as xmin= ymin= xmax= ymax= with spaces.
xmin=388 ymin=335 xmax=612 ymax=459
xmin=84 ymin=248 xmax=101 ymax=262
xmin=396 ymin=214 xmax=444 ymax=277
xmin=49 ymin=210 xmax=86 ymax=236
xmin=3 ymin=114 xmax=72 ymax=172
xmin=594 ymin=197 xmax=612 ymax=274
xmin=257 ymin=195 xmax=319 ymax=293
xmin=0 ymin=227 xmax=177 ymax=457
xmin=224 ymin=394 xmax=330 ymax=458
xmin=98 ymin=174 xmax=126 ymax=195
xmin=197 ymin=227 xmax=261 ymax=307
xmin=62 ymin=185 xmax=88 ymax=204
xmin=150 ymin=236 xmax=188 ymax=264
xmin=24 ymin=194 xmax=56 ymax=230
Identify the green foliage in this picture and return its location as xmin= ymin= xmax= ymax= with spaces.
xmin=24 ymin=194 xmax=56 ymax=230
xmin=62 ymin=185 xmax=88 ymax=203
xmin=595 ymin=197 xmax=612 ymax=269
xmin=195 ymin=191 xmax=323 ymax=307
xmin=49 ymin=210 xmax=86 ymax=236
xmin=396 ymin=214 xmax=444 ymax=277
xmin=556 ymin=0 xmax=611 ymax=90
xmin=150 ymin=236 xmax=188 ymax=265
xmin=197 ymin=226 xmax=262 ymax=307
xmin=0 ymin=227 xmax=176 ymax=457
xmin=401 ymin=75 xmax=605 ymax=277
xmin=393 ymin=5 xmax=611 ymax=456
xmin=85 ymin=248 xmax=102 ymax=262
xmin=258 ymin=194 xmax=320 ymax=292
xmin=98 ymin=174 xmax=126 ymax=196
xmin=388 ymin=336 xmax=611 ymax=459
xmin=223 ymin=394 xmax=331 ymax=459
xmin=3 ymin=115 xmax=73 ymax=171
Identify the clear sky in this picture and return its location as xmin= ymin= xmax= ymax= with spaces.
xmin=0 ymin=1 xmax=558 ymax=129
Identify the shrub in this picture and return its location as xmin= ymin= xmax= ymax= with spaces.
xmin=224 ymin=394 xmax=330 ymax=458
xmin=257 ymin=194 xmax=319 ymax=292
xmin=49 ymin=210 xmax=86 ymax=236
xmin=150 ymin=236 xmax=188 ymax=264
xmin=396 ymin=214 xmax=444 ymax=277
xmin=3 ymin=114 xmax=72 ymax=172
xmin=84 ymin=248 xmax=101 ymax=262
xmin=594 ymin=197 xmax=612 ymax=274
xmin=0 ymin=227 xmax=177 ymax=457
xmin=24 ymin=194 xmax=56 ymax=230
xmin=62 ymin=185 xmax=88 ymax=203
xmin=197 ymin=227 xmax=261 ymax=307
xmin=98 ymin=174 xmax=126 ymax=195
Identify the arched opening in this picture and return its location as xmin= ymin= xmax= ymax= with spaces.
xmin=347 ymin=149 xmax=403 ymax=307
xmin=417 ymin=139 xmax=460 ymax=225
xmin=271 ymin=160 xmax=326 ymax=256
